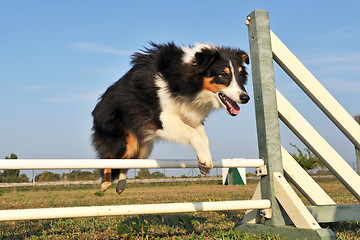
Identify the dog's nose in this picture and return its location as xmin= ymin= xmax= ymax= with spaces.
xmin=240 ymin=93 xmax=250 ymax=104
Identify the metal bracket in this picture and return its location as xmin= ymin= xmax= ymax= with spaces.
xmin=256 ymin=164 xmax=268 ymax=176
xmin=260 ymin=208 xmax=272 ymax=218
xmin=259 ymin=208 xmax=272 ymax=223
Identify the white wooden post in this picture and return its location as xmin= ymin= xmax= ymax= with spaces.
xmin=271 ymin=31 xmax=360 ymax=149
xmin=355 ymin=115 xmax=360 ymax=174
xmin=277 ymin=90 xmax=360 ymax=200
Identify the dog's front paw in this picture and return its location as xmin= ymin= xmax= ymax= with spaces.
xmin=198 ymin=162 xmax=211 ymax=175
xmin=197 ymin=153 xmax=213 ymax=175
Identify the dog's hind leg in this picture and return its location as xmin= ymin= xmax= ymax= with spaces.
xmin=115 ymin=140 xmax=153 ymax=194
xmin=95 ymin=130 xmax=128 ymax=193
xmin=101 ymin=168 xmax=121 ymax=192
xmin=116 ymin=169 xmax=128 ymax=194
xmin=114 ymin=131 xmax=139 ymax=194
xmin=100 ymin=168 xmax=112 ymax=192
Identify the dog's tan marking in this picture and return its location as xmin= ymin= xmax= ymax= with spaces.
xmin=122 ymin=131 xmax=139 ymax=158
xmin=101 ymin=168 xmax=112 ymax=192
xmin=101 ymin=132 xmax=137 ymax=193
xmin=241 ymin=53 xmax=249 ymax=64
xmin=203 ymin=77 xmax=226 ymax=93
xmin=223 ymin=67 xmax=230 ymax=74
xmin=238 ymin=67 xmax=242 ymax=73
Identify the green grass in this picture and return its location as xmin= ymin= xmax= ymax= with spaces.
xmin=0 ymin=180 xmax=359 ymax=239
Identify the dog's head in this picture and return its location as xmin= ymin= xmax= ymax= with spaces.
xmin=194 ymin=46 xmax=250 ymax=116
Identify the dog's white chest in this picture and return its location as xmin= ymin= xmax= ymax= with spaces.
xmin=155 ymin=74 xmax=218 ymax=128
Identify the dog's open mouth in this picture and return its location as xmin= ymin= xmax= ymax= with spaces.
xmin=218 ymin=93 xmax=240 ymax=116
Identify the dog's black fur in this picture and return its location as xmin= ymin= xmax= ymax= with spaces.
xmin=92 ymin=42 xmax=249 ymax=194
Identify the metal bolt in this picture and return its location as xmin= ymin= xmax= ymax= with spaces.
xmin=245 ymin=16 xmax=251 ymax=26
xmin=259 ymin=209 xmax=265 ymax=216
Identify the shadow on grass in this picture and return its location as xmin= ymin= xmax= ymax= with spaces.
xmin=5 ymin=213 xmax=359 ymax=239
xmin=118 ymin=214 xmax=209 ymax=238
xmin=0 ymin=214 xmax=210 ymax=240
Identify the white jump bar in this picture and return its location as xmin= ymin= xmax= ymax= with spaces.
xmin=0 ymin=200 xmax=271 ymax=221
xmin=0 ymin=158 xmax=264 ymax=170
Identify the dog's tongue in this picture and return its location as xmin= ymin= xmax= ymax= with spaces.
xmin=226 ymin=99 xmax=240 ymax=116
xmin=219 ymin=93 xmax=240 ymax=116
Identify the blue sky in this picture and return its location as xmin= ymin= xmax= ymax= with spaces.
xmin=1 ymin=1 xmax=359 ymax=177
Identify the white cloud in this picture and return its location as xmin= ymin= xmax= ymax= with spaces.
xmin=317 ymin=65 xmax=360 ymax=74
xmin=322 ymin=78 xmax=360 ymax=93
xmin=275 ymin=50 xmax=360 ymax=95
xmin=71 ymin=42 xmax=133 ymax=56
xmin=43 ymin=91 xmax=101 ymax=104
xmin=299 ymin=51 xmax=360 ymax=75
xmin=21 ymin=85 xmax=47 ymax=91
xmin=314 ymin=24 xmax=360 ymax=41
xmin=303 ymin=51 xmax=360 ymax=65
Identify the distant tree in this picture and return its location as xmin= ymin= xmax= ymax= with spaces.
xmin=80 ymin=169 xmax=102 ymax=180
xmin=135 ymin=169 xmax=151 ymax=179
xmin=289 ymin=144 xmax=325 ymax=171
xmin=4 ymin=154 xmax=19 ymax=178
xmin=62 ymin=170 xmax=100 ymax=181
xmin=92 ymin=169 xmax=101 ymax=179
xmin=35 ymin=171 xmax=61 ymax=182
xmin=151 ymin=171 xmax=165 ymax=178
xmin=135 ymin=169 xmax=166 ymax=179
xmin=1 ymin=154 xmax=29 ymax=183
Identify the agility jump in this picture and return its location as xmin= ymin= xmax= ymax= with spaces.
xmin=234 ymin=9 xmax=360 ymax=240
xmin=0 ymin=9 xmax=359 ymax=240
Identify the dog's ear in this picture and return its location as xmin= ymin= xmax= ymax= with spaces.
xmin=195 ymin=49 xmax=220 ymax=73
xmin=237 ymin=51 xmax=249 ymax=65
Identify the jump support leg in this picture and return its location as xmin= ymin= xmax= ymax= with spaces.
xmin=237 ymin=9 xmax=336 ymax=240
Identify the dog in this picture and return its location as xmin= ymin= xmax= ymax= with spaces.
xmin=92 ymin=42 xmax=250 ymax=194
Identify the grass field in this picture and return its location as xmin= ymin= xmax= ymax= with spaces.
xmin=0 ymin=179 xmax=359 ymax=239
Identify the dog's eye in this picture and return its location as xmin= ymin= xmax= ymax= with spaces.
xmin=219 ymin=72 xmax=229 ymax=78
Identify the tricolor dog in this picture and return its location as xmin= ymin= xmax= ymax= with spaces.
xmin=92 ymin=42 xmax=250 ymax=194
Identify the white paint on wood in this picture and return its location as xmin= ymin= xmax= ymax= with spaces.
xmin=273 ymin=172 xmax=321 ymax=229
xmin=0 ymin=200 xmax=271 ymax=221
xmin=241 ymin=182 xmax=262 ymax=224
xmin=271 ymin=31 xmax=360 ymax=149
xmin=277 ymin=90 xmax=360 ymax=200
xmin=282 ymin=146 xmax=336 ymax=206
xmin=0 ymin=158 xmax=264 ymax=170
